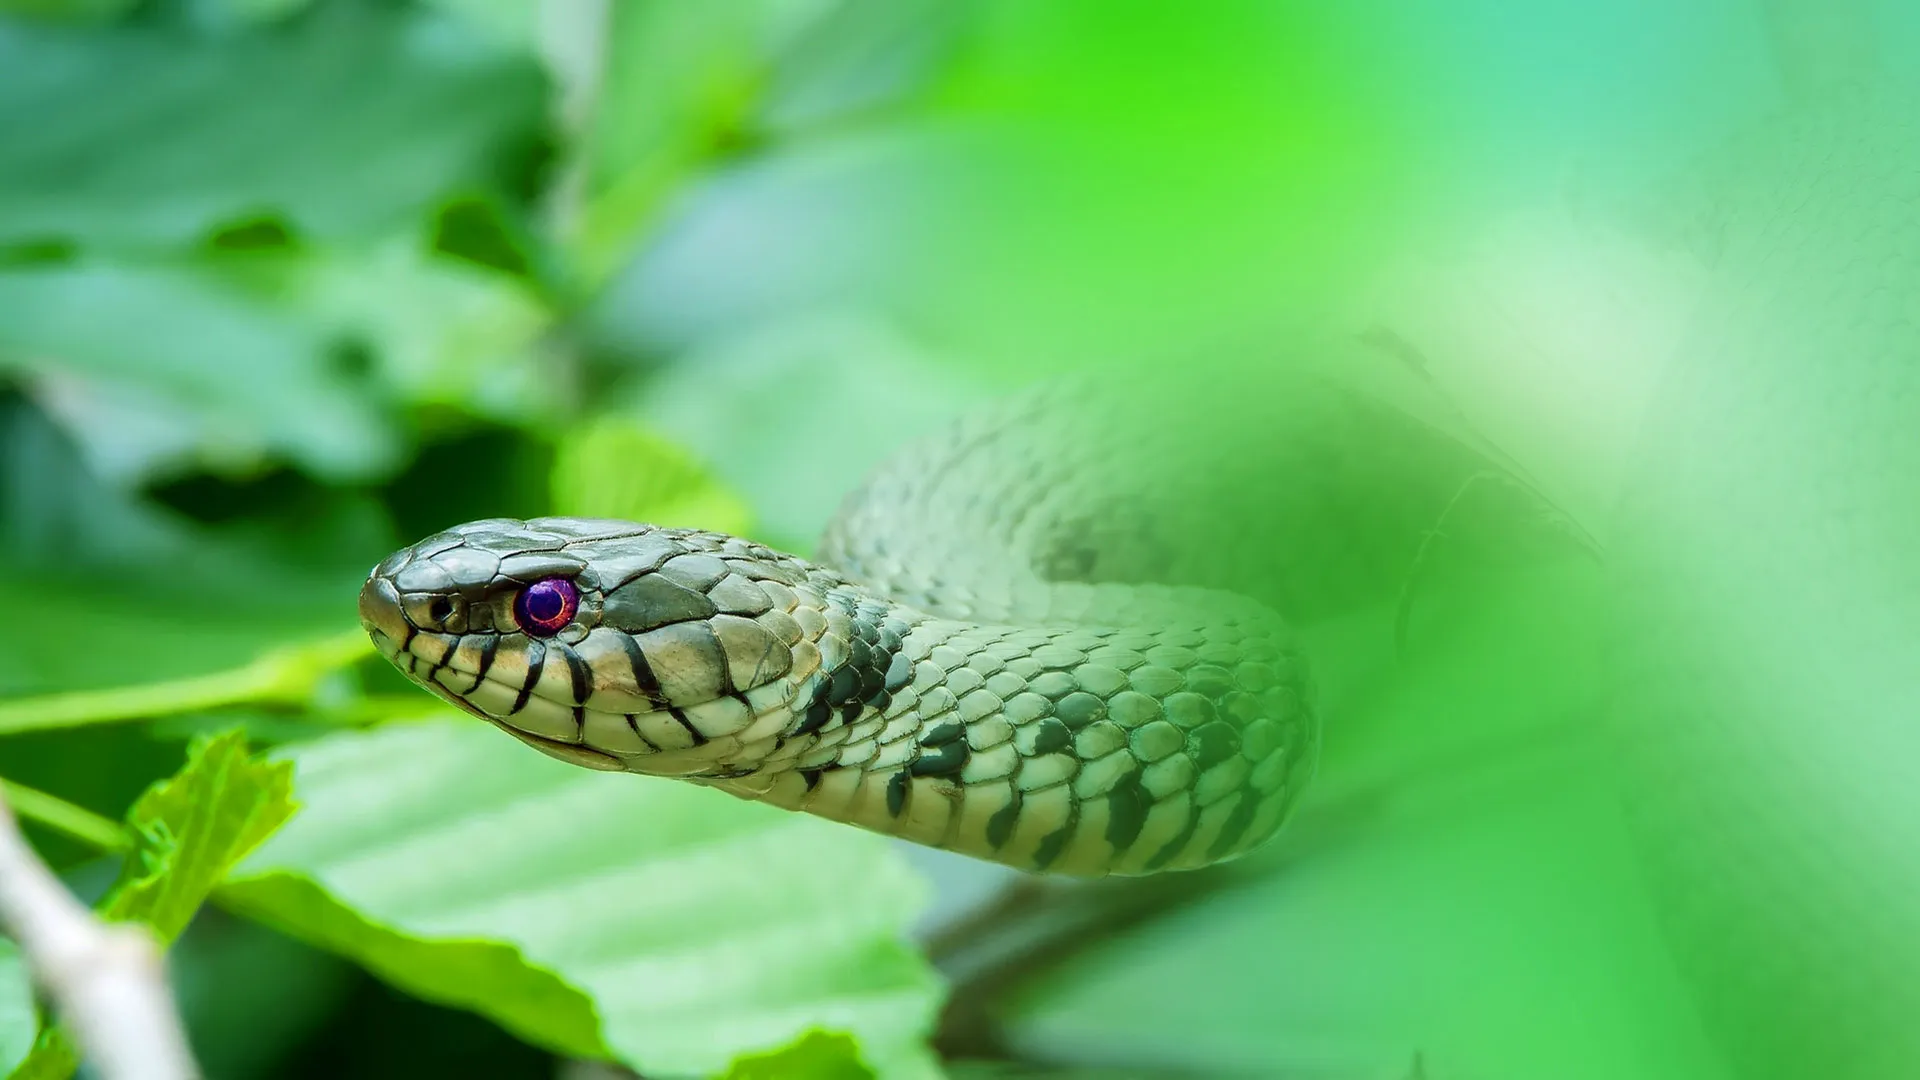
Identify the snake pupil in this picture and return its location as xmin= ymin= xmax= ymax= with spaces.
xmin=514 ymin=577 xmax=579 ymax=637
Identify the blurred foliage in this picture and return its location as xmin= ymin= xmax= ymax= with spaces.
xmin=550 ymin=420 xmax=752 ymax=537
xmin=0 ymin=945 xmax=25 ymax=1075
xmin=10 ymin=731 xmax=294 ymax=1076
xmin=4 ymin=0 xmax=1914 ymax=1078
xmin=718 ymin=1031 xmax=873 ymax=1080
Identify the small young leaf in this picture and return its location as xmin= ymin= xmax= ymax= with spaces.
xmin=5 ymin=1028 xmax=77 ymax=1080
xmin=550 ymin=419 xmax=753 ymax=535
xmin=721 ymin=1030 xmax=874 ymax=1080
xmin=100 ymin=729 xmax=298 ymax=943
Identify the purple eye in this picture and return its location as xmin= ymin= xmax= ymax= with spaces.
xmin=513 ymin=577 xmax=579 ymax=637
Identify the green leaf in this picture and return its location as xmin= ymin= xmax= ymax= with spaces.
xmin=419 ymin=0 xmax=536 ymax=53
xmin=605 ymin=315 xmax=986 ymax=550
xmin=550 ymin=418 xmax=753 ymax=536
xmin=0 ymin=3 xmax=545 ymax=249
xmin=5 ymin=1029 xmax=75 ymax=1080
xmin=722 ymin=1030 xmax=874 ymax=1080
xmin=0 ymin=0 xmax=133 ymax=24
xmin=224 ymin=718 xmax=944 ymax=1079
xmin=998 ymin=564 xmax=1721 ymax=1080
xmin=0 ymin=943 xmax=31 ymax=1075
xmin=575 ymin=0 xmax=769 ymax=274
xmin=0 ymin=243 xmax=555 ymax=484
xmin=750 ymin=0 xmax=971 ymax=136
xmin=260 ymin=241 xmax=558 ymax=432
xmin=577 ymin=0 xmax=971 ymax=278
xmin=102 ymin=730 xmax=298 ymax=943
xmin=590 ymin=3 xmax=1412 ymax=385
xmin=0 ymin=394 xmax=370 ymax=699
xmin=0 ymin=259 xmax=399 ymax=481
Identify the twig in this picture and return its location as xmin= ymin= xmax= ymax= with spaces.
xmin=0 ymin=796 xmax=199 ymax=1080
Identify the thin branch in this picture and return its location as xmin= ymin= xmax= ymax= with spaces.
xmin=0 ymin=796 xmax=199 ymax=1080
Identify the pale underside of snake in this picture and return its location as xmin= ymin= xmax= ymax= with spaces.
xmin=358 ymin=369 xmax=1551 ymax=877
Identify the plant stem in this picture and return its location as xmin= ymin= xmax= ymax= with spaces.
xmin=0 ymin=780 xmax=130 ymax=852
xmin=0 ymin=630 xmax=371 ymax=737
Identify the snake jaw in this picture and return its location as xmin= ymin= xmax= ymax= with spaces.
xmin=491 ymin=723 xmax=625 ymax=772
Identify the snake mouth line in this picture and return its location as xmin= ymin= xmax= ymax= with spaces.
xmin=380 ymin=630 xmax=738 ymax=770
xmin=488 ymin=720 xmax=625 ymax=772
xmin=385 ymin=639 xmax=594 ymax=720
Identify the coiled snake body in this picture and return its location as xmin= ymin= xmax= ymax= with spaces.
xmin=359 ymin=385 xmax=1325 ymax=876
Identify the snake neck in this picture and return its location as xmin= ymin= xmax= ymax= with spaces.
xmin=692 ymin=572 xmax=1317 ymax=877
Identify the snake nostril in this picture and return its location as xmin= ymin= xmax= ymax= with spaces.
xmin=428 ymin=597 xmax=454 ymax=625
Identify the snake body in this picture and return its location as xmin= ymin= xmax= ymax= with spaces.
xmin=359 ymin=385 xmax=1323 ymax=876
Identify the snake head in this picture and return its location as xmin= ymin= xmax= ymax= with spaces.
xmin=359 ymin=517 xmax=817 ymax=779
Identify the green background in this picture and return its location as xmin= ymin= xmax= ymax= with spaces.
xmin=3 ymin=1 xmax=1918 ymax=1077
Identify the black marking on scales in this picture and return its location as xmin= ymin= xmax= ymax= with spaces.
xmin=613 ymin=633 xmax=668 ymax=709
xmin=622 ymin=714 xmax=659 ymax=752
xmin=908 ymin=740 xmax=967 ymax=777
xmin=1031 ymin=802 xmax=1079 ymax=871
xmin=793 ymin=697 xmax=835 ymax=738
xmin=421 ymin=633 xmax=456 ymax=686
xmin=986 ymin=791 xmax=1022 ymax=850
xmin=470 ymin=633 xmax=499 ymax=688
xmin=1106 ymin=775 xmax=1149 ymax=850
xmin=1144 ymin=808 xmax=1200 ymax=872
xmin=508 ymin=639 xmax=546 ymax=715
xmin=669 ymin=706 xmax=707 ymax=746
xmin=554 ymin=641 xmax=592 ymax=725
xmin=908 ymin=717 xmax=970 ymax=779
xmin=1207 ymin=790 xmax=1261 ymax=861
xmin=803 ymin=594 xmax=908 ymax=727
xmin=1030 ymin=718 xmax=1072 ymax=755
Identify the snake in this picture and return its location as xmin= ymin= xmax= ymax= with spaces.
xmin=356 ymin=357 xmax=1566 ymax=879
xmin=356 ymin=380 xmax=1341 ymax=878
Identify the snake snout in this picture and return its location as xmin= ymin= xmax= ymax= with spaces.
xmin=357 ymin=573 xmax=409 ymax=650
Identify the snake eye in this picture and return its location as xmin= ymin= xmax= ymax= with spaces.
xmin=513 ymin=577 xmax=579 ymax=637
